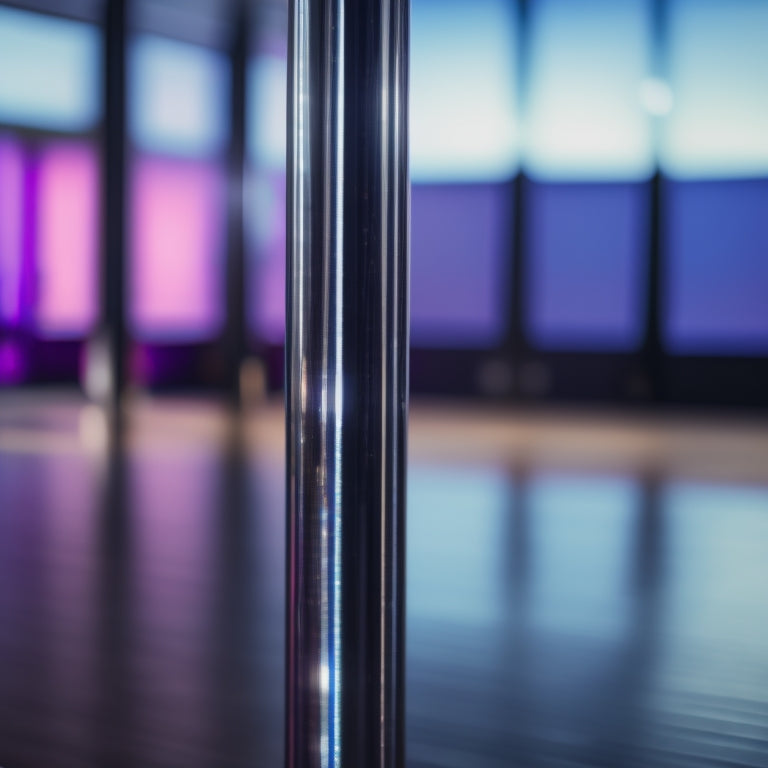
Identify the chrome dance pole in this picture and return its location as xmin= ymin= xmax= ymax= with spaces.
xmin=285 ymin=0 xmax=409 ymax=766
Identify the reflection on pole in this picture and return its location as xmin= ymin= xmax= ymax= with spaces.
xmin=285 ymin=0 xmax=410 ymax=765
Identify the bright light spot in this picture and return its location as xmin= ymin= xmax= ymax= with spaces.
xmin=84 ymin=337 xmax=112 ymax=404
xmin=640 ymin=77 xmax=674 ymax=116
xmin=660 ymin=0 xmax=768 ymax=178
xmin=319 ymin=662 xmax=330 ymax=695
xmin=79 ymin=405 xmax=108 ymax=451
xmin=248 ymin=56 xmax=287 ymax=170
xmin=130 ymin=35 xmax=229 ymax=157
xmin=410 ymin=0 xmax=519 ymax=182
xmin=524 ymin=0 xmax=654 ymax=181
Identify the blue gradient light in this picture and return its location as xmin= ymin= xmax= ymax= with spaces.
xmin=410 ymin=0 xmax=518 ymax=182
xmin=247 ymin=56 xmax=286 ymax=170
xmin=524 ymin=0 xmax=654 ymax=181
xmin=0 ymin=7 xmax=100 ymax=132
xmin=661 ymin=0 xmax=768 ymax=179
xmin=130 ymin=36 xmax=229 ymax=157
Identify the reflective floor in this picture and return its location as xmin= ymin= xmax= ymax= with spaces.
xmin=1 ymin=396 xmax=767 ymax=767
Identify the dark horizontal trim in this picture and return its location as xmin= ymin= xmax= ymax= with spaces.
xmin=661 ymin=356 xmax=768 ymax=409
xmin=0 ymin=123 xmax=101 ymax=142
xmin=0 ymin=1 xmax=101 ymax=24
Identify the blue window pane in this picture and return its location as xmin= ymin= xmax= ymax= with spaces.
xmin=526 ymin=182 xmax=648 ymax=350
xmin=247 ymin=56 xmax=287 ymax=171
xmin=525 ymin=0 xmax=654 ymax=181
xmin=411 ymin=184 xmax=510 ymax=348
xmin=130 ymin=36 xmax=229 ymax=158
xmin=664 ymin=179 xmax=768 ymax=354
xmin=0 ymin=7 xmax=100 ymax=132
xmin=410 ymin=0 xmax=518 ymax=182
xmin=661 ymin=0 xmax=768 ymax=179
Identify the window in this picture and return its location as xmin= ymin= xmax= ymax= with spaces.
xmin=526 ymin=183 xmax=648 ymax=350
xmin=524 ymin=0 xmax=653 ymax=352
xmin=410 ymin=0 xmax=518 ymax=348
xmin=0 ymin=8 xmax=100 ymax=350
xmin=129 ymin=35 xmax=229 ymax=340
xmin=662 ymin=0 xmax=768 ymax=353
xmin=0 ymin=6 xmax=100 ymax=133
xmin=36 ymin=143 xmax=99 ymax=335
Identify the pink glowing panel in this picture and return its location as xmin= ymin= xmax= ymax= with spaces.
xmin=36 ymin=143 xmax=99 ymax=335
xmin=0 ymin=137 xmax=24 ymax=324
xmin=131 ymin=157 xmax=225 ymax=340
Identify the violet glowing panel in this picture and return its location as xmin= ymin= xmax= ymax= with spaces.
xmin=0 ymin=137 xmax=24 ymax=325
xmin=411 ymin=184 xmax=510 ymax=348
xmin=526 ymin=183 xmax=648 ymax=351
xmin=36 ymin=143 xmax=99 ymax=336
xmin=664 ymin=179 xmax=768 ymax=354
xmin=248 ymin=170 xmax=286 ymax=344
xmin=130 ymin=157 xmax=226 ymax=340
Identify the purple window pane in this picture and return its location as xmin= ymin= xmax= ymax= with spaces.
xmin=248 ymin=169 xmax=286 ymax=344
xmin=664 ymin=179 xmax=768 ymax=354
xmin=36 ymin=142 xmax=99 ymax=336
xmin=0 ymin=136 xmax=24 ymax=325
xmin=526 ymin=182 xmax=648 ymax=351
xmin=0 ymin=339 xmax=25 ymax=382
xmin=411 ymin=184 xmax=510 ymax=348
xmin=130 ymin=156 xmax=226 ymax=340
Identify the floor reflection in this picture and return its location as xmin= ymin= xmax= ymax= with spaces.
xmin=0 ymin=402 xmax=767 ymax=767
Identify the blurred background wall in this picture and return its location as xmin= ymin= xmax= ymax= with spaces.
xmin=0 ymin=0 xmax=766 ymax=407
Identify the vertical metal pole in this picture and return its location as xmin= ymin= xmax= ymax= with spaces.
xmin=226 ymin=0 xmax=248 ymax=408
xmin=508 ymin=0 xmax=529 ymax=396
xmin=104 ymin=0 xmax=127 ymax=409
xmin=285 ymin=0 xmax=409 ymax=766
xmin=644 ymin=0 xmax=668 ymax=403
xmin=88 ymin=0 xmax=127 ymax=421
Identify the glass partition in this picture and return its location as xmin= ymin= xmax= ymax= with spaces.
xmin=128 ymin=34 xmax=229 ymax=342
xmin=662 ymin=0 xmax=768 ymax=354
xmin=523 ymin=0 xmax=653 ymax=352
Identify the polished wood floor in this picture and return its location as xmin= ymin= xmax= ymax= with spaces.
xmin=0 ymin=395 xmax=767 ymax=767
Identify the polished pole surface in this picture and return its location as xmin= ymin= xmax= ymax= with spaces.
xmin=285 ymin=0 xmax=409 ymax=766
